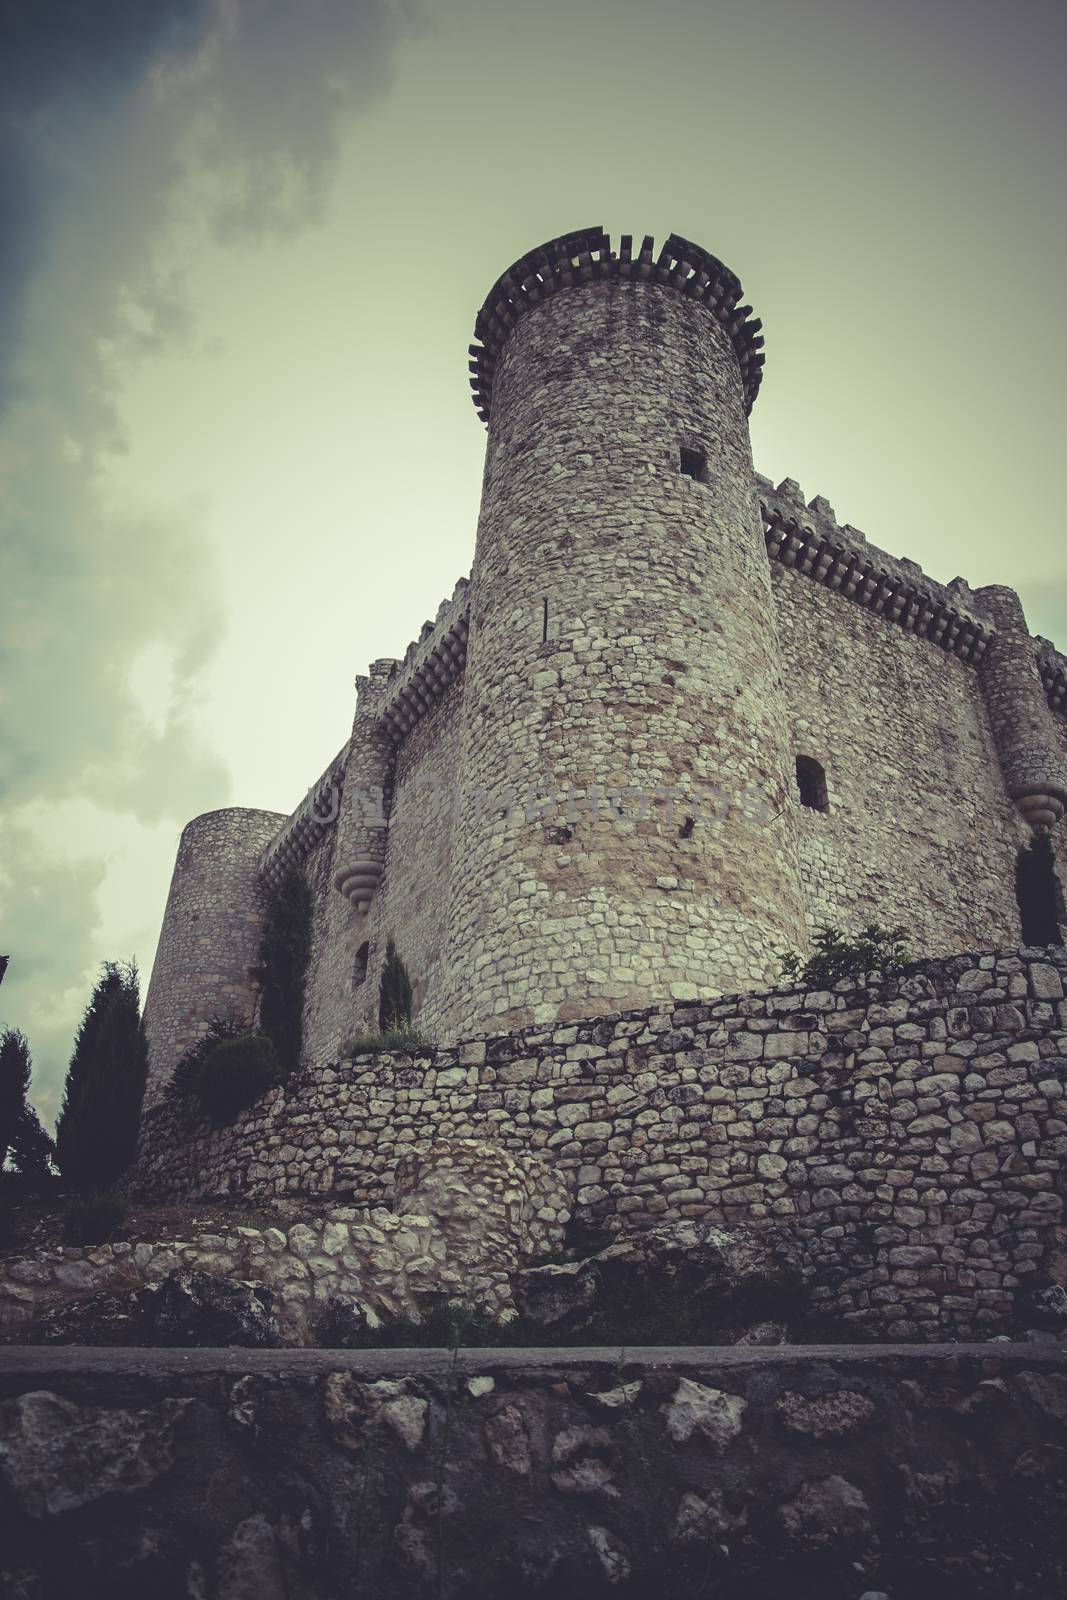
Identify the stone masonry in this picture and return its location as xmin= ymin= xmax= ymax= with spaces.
xmin=123 ymin=944 xmax=1067 ymax=1343
xmin=141 ymin=226 xmax=1067 ymax=1093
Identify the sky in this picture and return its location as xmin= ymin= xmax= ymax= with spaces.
xmin=2 ymin=0 xmax=1066 ymax=1126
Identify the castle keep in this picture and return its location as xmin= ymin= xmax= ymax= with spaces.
xmin=143 ymin=227 xmax=1067 ymax=1103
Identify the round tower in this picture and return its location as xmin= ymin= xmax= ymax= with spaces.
xmin=142 ymin=806 xmax=286 ymax=1105
xmin=442 ymin=227 xmax=808 ymax=1036
xmin=976 ymin=585 xmax=1067 ymax=832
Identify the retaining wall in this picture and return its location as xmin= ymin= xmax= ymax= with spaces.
xmin=129 ymin=945 xmax=1067 ymax=1341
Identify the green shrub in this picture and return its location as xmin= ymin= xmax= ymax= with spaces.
xmin=193 ymin=1032 xmax=282 ymax=1123
xmin=64 ymin=1190 xmax=129 ymax=1246
xmin=341 ymin=1024 xmax=429 ymax=1058
xmin=168 ymin=1017 xmax=252 ymax=1101
xmin=781 ymin=923 xmax=909 ymax=989
xmin=377 ymin=939 xmax=413 ymax=1033
xmin=255 ymin=868 xmax=312 ymax=1074
xmin=55 ymin=962 xmax=148 ymax=1194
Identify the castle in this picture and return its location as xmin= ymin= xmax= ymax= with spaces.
xmin=142 ymin=226 xmax=1067 ymax=1104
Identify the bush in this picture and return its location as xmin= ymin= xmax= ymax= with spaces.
xmin=192 ymin=1032 xmax=282 ymax=1123
xmin=64 ymin=1190 xmax=129 ymax=1246
xmin=55 ymin=962 xmax=148 ymax=1194
xmin=780 ymin=923 xmax=909 ymax=989
xmin=341 ymin=1024 xmax=429 ymax=1057
xmin=168 ymin=1017 xmax=252 ymax=1101
xmin=255 ymin=868 xmax=312 ymax=1074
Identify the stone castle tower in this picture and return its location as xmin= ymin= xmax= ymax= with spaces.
xmin=143 ymin=227 xmax=1067 ymax=1102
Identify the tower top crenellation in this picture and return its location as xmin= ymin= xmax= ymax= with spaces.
xmin=468 ymin=226 xmax=765 ymax=422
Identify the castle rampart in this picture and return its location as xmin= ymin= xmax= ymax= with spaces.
xmin=129 ymin=943 xmax=1067 ymax=1344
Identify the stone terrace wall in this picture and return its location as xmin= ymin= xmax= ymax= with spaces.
xmin=129 ymin=945 xmax=1067 ymax=1341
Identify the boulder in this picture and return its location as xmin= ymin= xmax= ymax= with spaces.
xmin=139 ymin=1270 xmax=282 ymax=1348
xmin=316 ymin=1294 xmax=385 ymax=1348
xmin=28 ymin=1290 xmax=146 ymax=1347
xmin=516 ymin=1220 xmax=807 ymax=1340
xmin=0 ymin=1390 xmax=191 ymax=1517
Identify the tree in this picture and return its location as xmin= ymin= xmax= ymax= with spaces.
xmin=378 ymin=939 xmax=413 ymax=1033
xmin=10 ymin=1105 xmax=54 ymax=1187
xmin=1016 ymin=833 xmax=1064 ymax=946
xmin=0 ymin=1027 xmax=32 ymax=1168
xmin=55 ymin=962 xmax=148 ymax=1193
xmin=1 ymin=1029 xmax=56 ymax=1191
xmin=255 ymin=869 xmax=312 ymax=1075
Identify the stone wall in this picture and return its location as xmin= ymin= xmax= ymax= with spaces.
xmin=773 ymin=561 xmax=1027 ymax=948
xmin=3 ymin=1344 xmax=1067 ymax=1599
xmin=128 ymin=945 xmax=1067 ymax=1342
xmin=0 ymin=1142 xmax=572 ymax=1347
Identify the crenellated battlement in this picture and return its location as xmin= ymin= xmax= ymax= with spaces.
xmin=469 ymin=226 xmax=765 ymax=420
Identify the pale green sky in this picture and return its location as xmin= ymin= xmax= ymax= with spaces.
xmin=3 ymin=0 xmax=1066 ymax=1120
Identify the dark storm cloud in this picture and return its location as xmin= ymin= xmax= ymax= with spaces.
xmin=0 ymin=0 xmax=415 ymax=1114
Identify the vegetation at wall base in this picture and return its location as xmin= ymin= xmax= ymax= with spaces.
xmin=54 ymin=962 xmax=148 ymax=1194
xmin=254 ymin=868 xmax=312 ymax=1075
xmin=63 ymin=1190 xmax=129 ymax=1247
xmin=780 ymin=923 xmax=910 ymax=989
xmin=378 ymin=939 xmax=413 ymax=1033
xmin=168 ymin=1017 xmax=253 ymax=1101
xmin=341 ymin=1024 xmax=429 ymax=1057
xmin=1 ymin=1028 xmax=55 ymax=1187
xmin=192 ymin=1033 xmax=282 ymax=1124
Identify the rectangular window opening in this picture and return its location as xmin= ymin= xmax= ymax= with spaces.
xmin=680 ymin=446 xmax=706 ymax=481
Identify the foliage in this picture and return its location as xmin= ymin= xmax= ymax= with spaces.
xmin=192 ymin=1032 xmax=282 ymax=1124
xmin=63 ymin=1190 xmax=129 ymax=1246
xmin=167 ymin=1017 xmax=252 ymax=1101
xmin=0 ymin=1027 xmax=32 ymax=1168
xmin=55 ymin=962 xmax=148 ymax=1194
xmin=780 ymin=923 xmax=910 ymax=989
xmin=9 ymin=1106 xmax=55 ymax=1188
xmin=377 ymin=938 xmax=413 ymax=1034
xmin=1016 ymin=833 xmax=1064 ymax=946
xmin=255 ymin=868 xmax=313 ymax=1075
xmin=341 ymin=1024 xmax=429 ymax=1057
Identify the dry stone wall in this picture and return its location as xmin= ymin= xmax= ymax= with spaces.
xmin=128 ymin=945 xmax=1067 ymax=1342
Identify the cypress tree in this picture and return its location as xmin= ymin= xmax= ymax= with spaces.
xmin=255 ymin=868 xmax=313 ymax=1075
xmin=10 ymin=1105 xmax=54 ymax=1186
xmin=55 ymin=962 xmax=148 ymax=1193
xmin=0 ymin=1028 xmax=32 ymax=1168
xmin=378 ymin=939 xmax=413 ymax=1033
xmin=1016 ymin=834 xmax=1064 ymax=946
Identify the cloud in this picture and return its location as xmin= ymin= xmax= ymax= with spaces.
xmin=0 ymin=0 xmax=414 ymax=1117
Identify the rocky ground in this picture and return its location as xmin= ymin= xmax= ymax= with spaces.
xmin=2 ymin=1343 xmax=1066 ymax=1599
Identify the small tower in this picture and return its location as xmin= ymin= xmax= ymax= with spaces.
xmin=142 ymin=807 xmax=286 ymax=1106
xmin=441 ymin=228 xmax=808 ymax=1036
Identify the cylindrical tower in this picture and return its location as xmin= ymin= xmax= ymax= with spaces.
xmin=142 ymin=806 xmax=286 ymax=1105
xmin=977 ymin=585 xmax=1067 ymax=831
xmin=442 ymin=228 xmax=808 ymax=1036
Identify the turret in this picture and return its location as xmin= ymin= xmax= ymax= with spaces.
xmin=142 ymin=806 xmax=286 ymax=1105
xmin=977 ymin=585 xmax=1067 ymax=831
xmin=440 ymin=227 xmax=808 ymax=1036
